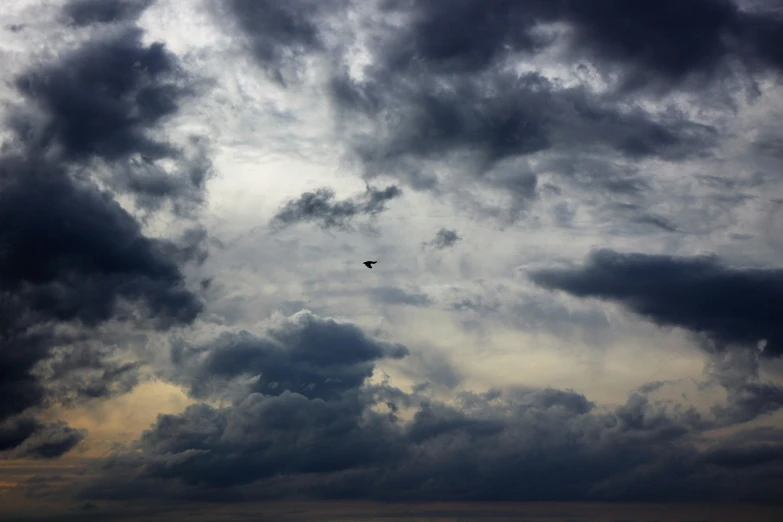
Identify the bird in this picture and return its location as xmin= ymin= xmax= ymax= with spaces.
xmin=363 ymin=261 xmax=377 ymax=269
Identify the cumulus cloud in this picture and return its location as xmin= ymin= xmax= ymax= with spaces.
xmin=167 ymin=312 xmax=409 ymax=401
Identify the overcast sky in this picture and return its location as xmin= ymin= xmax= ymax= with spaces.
xmin=1 ymin=0 xmax=783 ymax=520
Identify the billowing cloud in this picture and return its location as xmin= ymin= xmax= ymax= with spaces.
xmin=169 ymin=311 xmax=409 ymax=402
xmin=271 ymin=184 xmax=402 ymax=230
xmin=529 ymin=249 xmax=783 ymax=356
xmin=14 ymin=21 xmax=212 ymax=216
xmin=0 ymin=0 xmax=209 ymax=459
xmin=74 ymin=311 xmax=783 ymax=504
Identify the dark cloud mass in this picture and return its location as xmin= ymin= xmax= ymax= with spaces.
xmin=383 ymin=0 xmax=783 ymax=86
xmin=2 ymin=420 xmax=86 ymax=460
xmin=318 ymin=1 xmax=749 ymax=223
xmin=0 ymin=0 xmax=208 ymax=459
xmin=79 ymin=312 xmax=783 ymax=504
xmin=15 ymin=23 xmax=212 ymax=215
xmin=529 ymin=249 xmax=783 ymax=356
xmin=427 ymin=228 xmax=461 ymax=249
xmin=213 ymin=0 xmax=783 ymax=228
xmin=271 ymin=184 xmax=402 ymax=230
xmin=218 ymin=0 xmax=343 ymax=85
xmin=63 ymin=0 xmax=154 ymax=26
xmin=170 ymin=311 xmax=409 ymax=401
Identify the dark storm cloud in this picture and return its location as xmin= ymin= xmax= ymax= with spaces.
xmin=62 ymin=0 xmax=155 ymax=26
xmin=332 ymin=70 xmax=715 ymax=172
xmin=0 ymin=156 xmax=202 ymax=329
xmin=5 ymin=421 xmax=86 ymax=460
xmin=206 ymin=0 xmax=783 ymax=229
xmin=0 ymin=154 xmax=202 ymax=457
xmin=322 ymin=0 xmax=737 ymax=181
xmin=327 ymin=59 xmax=718 ymax=226
xmin=0 ymin=418 xmax=85 ymax=459
xmin=14 ymin=27 xmax=212 ymax=214
xmin=216 ymin=0 xmax=346 ymax=84
xmin=0 ymin=4 xmax=210 ymax=458
xmin=270 ymin=185 xmax=402 ymax=230
xmin=75 ymin=311 xmax=783 ymax=504
xmin=382 ymin=0 xmax=783 ymax=89
xmin=426 ymin=228 xmax=461 ymax=249
xmin=529 ymin=249 xmax=783 ymax=356
xmin=170 ymin=311 xmax=408 ymax=402
xmin=83 ymin=385 xmax=783 ymax=504
xmin=16 ymin=28 xmax=181 ymax=162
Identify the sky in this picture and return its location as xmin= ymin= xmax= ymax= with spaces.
xmin=1 ymin=0 xmax=783 ymax=521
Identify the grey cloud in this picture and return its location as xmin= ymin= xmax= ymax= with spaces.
xmin=83 ymin=382 xmax=783 ymax=504
xmin=427 ymin=228 xmax=461 ymax=249
xmin=529 ymin=249 xmax=783 ymax=356
xmin=271 ymin=185 xmax=402 ymax=230
xmin=333 ymin=70 xmax=714 ymax=169
xmin=17 ymin=28 xmax=181 ymax=162
xmin=62 ymin=0 xmax=155 ymax=26
xmin=170 ymin=311 xmax=409 ymax=402
xmin=399 ymin=349 xmax=463 ymax=391
xmin=207 ymin=0 xmax=782 ymax=233
xmin=207 ymin=0 xmax=772 ymax=232
xmin=633 ymin=214 xmax=680 ymax=233
xmin=382 ymin=0 xmax=783 ymax=90
xmin=216 ymin=0 xmax=344 ymax=85
xmin=329 ymin=65 xmax=717 ymax=225
xmin=449 ymin=287 xmax=611 ymax=345
xmin=702 ymin=442 xmax=783 ymax=470
xmin=369 ymin=287 xmax=434 ymax=307
xmin=0 ymin=157 xmax=203 ymax=330
xmin=15 ymin=27 xmax=212 ymax=215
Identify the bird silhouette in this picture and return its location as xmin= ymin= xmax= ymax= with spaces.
xmin=363 ymin=261 xmax=377 ymax=269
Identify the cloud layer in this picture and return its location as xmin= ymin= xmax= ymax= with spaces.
xmin=1 ymin=0 xmax=782 ymax=515
xmin=76 ymin=311 xmax=783 ymax=504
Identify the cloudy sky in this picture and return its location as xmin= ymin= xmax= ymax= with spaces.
xmin=1 ymin=0 xmax=783 ymax=520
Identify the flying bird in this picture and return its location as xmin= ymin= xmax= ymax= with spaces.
xmin=363 ymin=261 xmax=377 ymax=269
